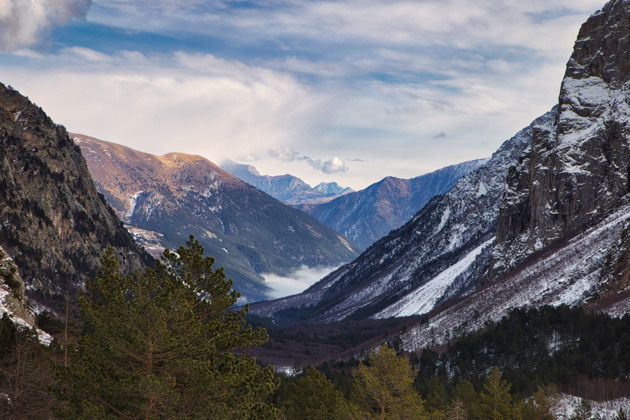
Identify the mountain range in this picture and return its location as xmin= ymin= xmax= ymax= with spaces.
xmin=249 ymin=109 xmax=546 ymax=323
xmin=250 ymin=0 xmax=630 ymax=350
xmin=221 ymin=160 xmax=354 ymax=205
xmin=295 ymin=159 xmax=487 ymax=248
xmin=75 ymin=135 xmax=362 ymax=302
xmin=2 ymin=0 xmax=630 ymax=378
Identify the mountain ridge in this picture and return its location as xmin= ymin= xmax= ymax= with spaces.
xmin=0 ymin=83 xmax=151 ymax=319
xmin=295 ymin=159 xmax=488 ymax=248
xmin=75 ymin=134 xmax=362 ymax=302
xmin=251 ymin=0 xmax=630 ymax=351
xmin=249 ymin=109 xmax=552 ymax=322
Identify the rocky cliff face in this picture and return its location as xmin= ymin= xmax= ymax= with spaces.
xmin=76 ymin=135 xmax=362 ymax=302
xmin=0 ymin=83 xmax=151 ymax=313
xmin=489 ymin=0 xmax=630 ymax=280
xmin=296 ymin=159 xmax=487 ymax=248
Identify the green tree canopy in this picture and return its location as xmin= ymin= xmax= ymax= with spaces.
xmin=352 ymin=344 xmax=426 ymax=419
xmin=479 ymin=366 xmax=521 ymax=420
xmin=280 ymin=366 xmax=352 ymax=420
xmin=54 ymin=236 xmax=278 ymax=419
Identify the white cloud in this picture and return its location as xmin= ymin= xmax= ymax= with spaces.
xmin=262 ymin=265 xmax=341 ymax=299
xmin=268 ymin=146 xmax=299 ymax=162
xmin=322 ymin=157 xmax=348 ymax=174
xmin=2 ymin=49 xmax=321 ymax=166
xmin=0 ymin=0 xmax=91 ymax=52
xmin=0 ymin=1 xmax=606 ymax=190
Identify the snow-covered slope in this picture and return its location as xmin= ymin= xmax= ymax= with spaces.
xmin=400 ymin=197 xmax=630 ymax=351
xmin=249 ymin=110 xmax=556 ymax=322
xmin=252 ymin=1 xmax=630 ymax=328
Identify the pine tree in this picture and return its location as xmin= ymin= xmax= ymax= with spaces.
xmin=479 ymin=366 xmax=521 ymax=420
xmin=522 ymin=384 xmax=558 ymax=420
xmin=572 ymin=398 xmax=592 ymax=420
xmin=54 ymin=237 xmax=279 ymax=419
xmin=447 ymin=399 xmax=467 ymax=420
xmin=352 ymin=344 xmax=427 ymax=419
xmin=281 ymin=366 xmax=352 ymax=420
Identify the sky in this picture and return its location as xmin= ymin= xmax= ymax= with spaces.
xmin=0 ymin=0 xmax=606 ymax=190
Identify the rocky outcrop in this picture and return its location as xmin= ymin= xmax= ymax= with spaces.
xmin=0 ymin=245 xmax=35 ymax=328
xmin=489 ymin=0 xmax=630 ymax=279
xmin=296 ymin=159 xmax=487 ymax=248
xmin=0 ymin=83 xmax=151 ymax=312
xmin=76 ymin=135 xmax=362 ymax=302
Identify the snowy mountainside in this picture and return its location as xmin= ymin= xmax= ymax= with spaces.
xmin=399 ymin=197 xmax=630 ymax=351
xmin=221 ymin=160 xmax=353 ymax=205
xmin=394 ymin=0 xmax=630 ymax=351
xmin=489 ymin=0 xmax=630 ymax=281
xmin=252 ymin=0 xmax=630 ymax=328
xmin=249 ymin=110 xmax=556 ymax=322
xmin=296 ymin=159 xmax=488 ymax=249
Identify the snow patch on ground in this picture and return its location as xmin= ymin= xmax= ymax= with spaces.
xmin=337 ymin=235 xmax=355 ymax=252
xmin=554 ymin=394 xmax=630 ymax=419
xmin=0 ymin=285 xmax=52 ymax=346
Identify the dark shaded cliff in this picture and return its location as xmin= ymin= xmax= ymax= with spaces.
xmin=0 ymin=83 xmax=151 ymax=312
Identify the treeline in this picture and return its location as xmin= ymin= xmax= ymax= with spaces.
xmin=0 ymin=312 xmax=554 ymax=420
xmin=1 ymin=237 xmax=630 ymax=418
xmin=414 ymin=305 xmax=630 ymax=402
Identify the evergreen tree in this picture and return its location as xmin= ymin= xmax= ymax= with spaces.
xmin=479 ymin=366 xmax=521 ymax=420
xmin=54 ymin=237 xmax=279 ymax=419
xmin=446 ymin=399 xmax=467 ymax=420
xmin=453 ymin=379 xmax=479 ymax=417
xmin=352 ymin=344 xmax=427 ymax=419
xmin=572 ymin=398 xmax=592 ymax=420
xmin=522 ymin=384 xmax=558 ymax=420
xmin=280 ymin=366 xmax=352 ymax=420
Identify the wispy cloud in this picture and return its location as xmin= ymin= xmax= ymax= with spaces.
xmin=267 ymin=147 xmax=349 ymax=174
xmin=0 ymin=0 xmax=604 ymax=189
xmin=3 ymin=49 xmax=319 ymax=164
xmin=0 ymin=0 xmax=91 ymax=52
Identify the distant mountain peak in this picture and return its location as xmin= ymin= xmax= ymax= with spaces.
xmin=313 ymin=181 xmax=354 ymax=196
xmin=295 ymin=158 xmax=488 ymax=248
xmin=220 ymin=161 xmax=353 ymax=205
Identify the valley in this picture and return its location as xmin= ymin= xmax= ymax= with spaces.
xmin=2 ymin=0 xmax=630 ymax=417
